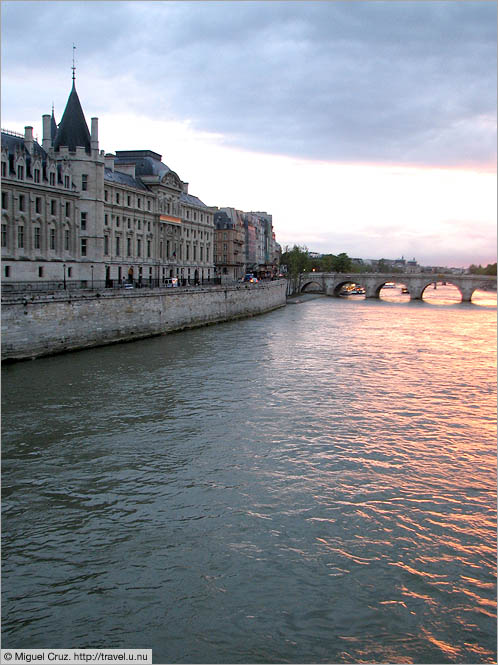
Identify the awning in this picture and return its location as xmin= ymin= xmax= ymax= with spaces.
xmin=160 ymin=215 xmax=182 ymax=225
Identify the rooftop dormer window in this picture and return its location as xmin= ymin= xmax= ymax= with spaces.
xmin=17 ymin=165 xmax=24 ymax=180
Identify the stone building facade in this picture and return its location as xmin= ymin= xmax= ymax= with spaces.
xmin=213 ymin=207 xmax=246 ymax=281
xmin=213 ymin=206 xmax=280 ymax=280
xmin=1 ymin=80 xmax=215 ymax=286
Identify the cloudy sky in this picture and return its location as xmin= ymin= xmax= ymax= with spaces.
xmin=2 ymin=1 xmax=496 ymax=266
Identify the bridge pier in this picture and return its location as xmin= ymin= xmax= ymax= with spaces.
xmin=365 ymin=284 xmax=378 ymax=299
xmin=460 ymin=285 xmax=474 ymax=302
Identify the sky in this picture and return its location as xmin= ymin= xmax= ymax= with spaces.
xmin=1 ymin=0 xmax=496 ymax=267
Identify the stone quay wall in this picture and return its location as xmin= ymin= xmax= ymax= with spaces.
xmin=1 ymin=280 xmax=287 ymax=362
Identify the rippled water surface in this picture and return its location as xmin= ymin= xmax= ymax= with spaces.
xmin=2 ymin=289 xmax=496 ymax=663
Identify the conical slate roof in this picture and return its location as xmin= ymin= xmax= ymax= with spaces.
xmin=50 ymin=108 xmax=58 ymax=143
xmin=53 ymin=82 xmax=91 ymax=153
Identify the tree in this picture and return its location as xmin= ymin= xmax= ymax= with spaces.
xmin=468 ymin=263 xmax=497 ymax=275
xmin=280 ymin=245 xmax=311 ymax=277
xmin=332 ymin=252 xmax=352 ymax=273
xmin=318 ymin=254 xmax=336 ymax=272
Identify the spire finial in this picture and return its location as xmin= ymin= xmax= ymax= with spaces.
xmin=72 ymin=44 xmax=76 ymax=82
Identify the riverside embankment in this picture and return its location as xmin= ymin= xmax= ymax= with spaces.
xmin=1 ymin=279 xmax=287 ymax=362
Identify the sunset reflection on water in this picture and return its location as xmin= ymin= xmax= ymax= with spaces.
xmin=378 ymin=283 xmax=497 ymax=306
xmin=2 ymin=291 xmax=496 ymax=663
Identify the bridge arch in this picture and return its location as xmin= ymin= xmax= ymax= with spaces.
xmin=421 ymin=280 xmax=463 ymax=303
xmin=332 ymin=279 xmax=366 ymax=297
xmin=377 ymin=280 xmax=411 ymax=300
xmin=301 ymin=280 xmax=324 ymax=294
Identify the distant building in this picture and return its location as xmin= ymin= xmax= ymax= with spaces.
xmin=212 ymin=207 xmax=280 ymax=279
xmin=405 ymin=258 xmax=419 ymax=273
xmin=2 ymin=78 xmax=215 ymax=286
xmin=213 ymin=207 xmax=245 ymax=281
xmin=362 ymin=256 xmax=419 ymax=273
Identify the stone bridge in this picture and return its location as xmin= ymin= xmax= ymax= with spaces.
xmin=298 ymin=272 xmax=497 ymax=302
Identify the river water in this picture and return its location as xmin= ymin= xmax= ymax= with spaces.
xmin=2 ymin=287 xmax=496 ymax=664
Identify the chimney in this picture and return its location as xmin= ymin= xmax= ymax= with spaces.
xmin=182 ymin=182 xmax=189 ymax=194
xmin=115 ymin=162 xmax=136 ymax=178
xmin=24 ymin=126 xmax=34 ymax=154
xmin=42 ymin=114 xmax=51 ymax=150
xmin=105 ymin=153 xmax=115 ymax=171
xmin=91 ymin=117 xmax=99 ymax=151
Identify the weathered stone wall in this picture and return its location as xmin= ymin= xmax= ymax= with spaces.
xmin=1 ymin=280 xmax=287 ymax=362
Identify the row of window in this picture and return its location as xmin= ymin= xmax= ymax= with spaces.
xmin=183 ymin=208 xmax=208 ymax=222
xmin=2 ymin=161 xmax=71 ymax=188
xmin=185 ymin=227 xmax=211 ymax=240
xmin=3 ymin=264 xmax=74 ymax=279
xmin=104 ymin=214 xmax=152 ymax=231
xmin=104 ymin=235 xmax=152 ymax=259
xmin=102 ymin=235 xmax=211 ymax=263
xmin=104 ymin=189 xmax=151 ymax=210
xmin=2 ymin=223 xmax=72 ymax=252
xmin=3 ymin=266 xmax=73 ymax=279
xmin=102 ymin=212 xmax=212 ymax=243
xmin=103 ymin=188 xmax=211 ymax=225
xmin=2 ymin=191 xmax=74 ymax=217
xmin=3 ymin=263 xmax=212 ymax=280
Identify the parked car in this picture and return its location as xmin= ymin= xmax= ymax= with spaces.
xmin=243 ymin=274 xmax=258 ymax=283
xmin=164 ymin=278 xmax=179 ymax=288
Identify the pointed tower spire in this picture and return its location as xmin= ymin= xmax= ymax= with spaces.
xmin=50 ymin=103 xmax=58 ymax=143
xmin=53 ymin=49 xmax=91 ymax=153
xmin=72 ymin=44 xmax=76 ymax=84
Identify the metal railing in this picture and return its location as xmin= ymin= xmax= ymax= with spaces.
xmin=1 ymin=277 xmax=225 ymax=294
xmin=1 ymin=276 xmax=285 ymax=295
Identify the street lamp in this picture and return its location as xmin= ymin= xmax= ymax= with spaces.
xmin=91 ymin=265 xmax=94 ymax=290
xmin=63 ymin=263 xmax=67 ymax=290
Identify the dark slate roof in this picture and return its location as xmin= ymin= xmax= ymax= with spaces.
xmin=53 ymin=83 xmax=91 ymax=153
xmin=115 ymin=150 xmax=172 ymax=178
xmin=214 ymin=210 xmax=233 ymax=229
xmin=51 ymin=111 xmax=58 ymax=142
xmin=180 ymin=192 xmax=208 ymax=208
xmin=104 ymin=167 xmax=149 ymax=191
xmin=1 ymin=131 xmax=47 ymax=159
